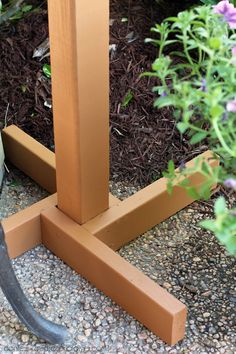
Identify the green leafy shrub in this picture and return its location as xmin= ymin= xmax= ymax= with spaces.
xmin=144 ymin=3 xmax=236 ymax=255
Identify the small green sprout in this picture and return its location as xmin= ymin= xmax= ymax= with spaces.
xmin=122 ymin=90 xmax=133 ymax=107
xmin=42 ymin=64 xmax=51 ymax=79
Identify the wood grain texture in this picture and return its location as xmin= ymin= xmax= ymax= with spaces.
xmin=48 ymin=0 xmax=109 ymax=224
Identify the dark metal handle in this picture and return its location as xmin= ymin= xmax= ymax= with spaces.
xmin=0 ymin=224 xmax=68 ymax=344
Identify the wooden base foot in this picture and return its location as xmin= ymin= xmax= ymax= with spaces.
xmin=1 ymin=126 xmax=219 ymax=344
xmin=41 ymin=206 xmax=187 ymax=345
xmin=2 ymin=125 xmax=56 ymax=193
xmin=2 ymin=194 xmax=57 ymax=258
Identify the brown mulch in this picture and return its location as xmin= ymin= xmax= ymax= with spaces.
xmin=0 ymin=0 xmax=204 ymax=187
xmin=0 ymin=0 xmax=53 ymax=147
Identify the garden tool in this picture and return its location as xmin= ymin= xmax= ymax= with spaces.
xmin=0 ymin=224 xmax=68 ymax=344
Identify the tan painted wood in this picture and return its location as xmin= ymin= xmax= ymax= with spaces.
xmin=2 ymin=194 xmax=57 ymax=259
xmin=41 ymin=206 xmax=187 ymax=345
xmin=1 ymin=129 xmax=217 ymax=256
xmin=2 ymin=125 xmax=119 ymax=205
xmin=2 ymin=125 xmax=56 ymax=193
xmin=83 ymin=151 xmax=219 ymax=250
xmin=48 ymin=0 xmax=109 ymax=224
xmin=1 ymin=187 xmax=117 ymax=260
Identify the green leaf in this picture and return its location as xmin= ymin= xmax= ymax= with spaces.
xmin=164 ymin=40 xmax=178 ymax=46
xmin=144 ymin=38 xmax=161 ymax=45
xmin=168 ymin=160 xmax=175 ymax=174
xmin=9 ymin=180 xmax=21 ymax=187
xmin=166 ymin=180 xmax=173 ymax=195
xmin=10 ymin=11 xmax=23 ymax=20
xmin=214 ymin=197 xmax=226 ymax=215
xmin=190 ymin=131 xmax=208 ymax=145
xmin=162 ymin=171 xmax=169 ymax=178
xmin=199 ymin=183 xmax=212 ymax=200
xmin=201 ymin=161 xmax=211 ymax=176
xmin=225 ymin=237 xmax=236 ymax=255
xmin=0 ymin=1 xmax=2 ymax=12
xmin=178 ymin=178 xmax=190 ymax=187
xmin=177 ymin=122 xmax=188 ymax=134
xmin=152 ymin=56 xmax=171 ymax=71
xmin=42 ymin=64 xmax=51 ymax=78
xmin=200 ymin=219 xmax=216 ymax=232
xmin=21 ymin=85 xmax=27 ymax=93
xmin=186 ymin=187 xmax=200 ymax=200
xmin=122 ymin=90 xmax=133 ymax=107
xmin=154 ymin=95 xmax=175 ymax=108
xmin=22 ymin=4 xmax=33 ymax=13
xmin=164 ymin=17 xmax=179 ymax=22
xmin=209 ymin=37 xmax=221 ymax=50
xmin=210 ymin=105 xmax=224 ymax=119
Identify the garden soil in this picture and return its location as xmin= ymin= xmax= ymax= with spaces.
xmin=0 ymin=0 xmax=206 ymax=187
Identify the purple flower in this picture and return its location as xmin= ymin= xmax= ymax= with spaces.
xmin=226 ymin=98 xmax=236 ymax=112
xmin=213 ymin=0 xmax=236 ymax=29
xmin=161 ymin=91 xmax=167 ymax=97
xmin=231 ymin=46 xmax=236 ymax=65
xmin=179 ymin=161 xmax=186 ymax=172
xmin=200 ymin=78 xmax=207 ymax=92
xmin=224 ymin=178 xmax=236 ymax=190
xmin=232 ymin=46 xmax=236 ymax=56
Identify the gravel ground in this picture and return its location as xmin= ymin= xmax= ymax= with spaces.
xmin=0 ymin=167 xmax=235 ymax=353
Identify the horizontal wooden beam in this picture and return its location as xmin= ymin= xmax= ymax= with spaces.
xmin=2 ymin=194 xmax=57 ymax=259
xmin=1 ymin=192 xmax=119 ymax=260
xmin=2 ymin=125 xmax=120 ymax=205
xmin=41 ymin=206 xmax=187 ymax=345
xmin=2 ymin=125 xmax=56 ymax=194
xmin=83 ymin=151 xmax=218 ymax=250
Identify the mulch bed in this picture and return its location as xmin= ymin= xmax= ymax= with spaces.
xmin=0 ymin=0 xmax=206 ymax=187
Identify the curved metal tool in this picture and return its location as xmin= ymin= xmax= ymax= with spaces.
xmin=0 ymin=224 xmax=68 ymax=344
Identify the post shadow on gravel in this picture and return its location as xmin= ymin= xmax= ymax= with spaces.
xmin=0 ymin=224 xmax=68 ymax=344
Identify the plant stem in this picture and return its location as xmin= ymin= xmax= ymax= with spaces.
xmin=213 ymin=120 xmax=236 ymax=157
xmin=188 ymin=123 xmax=207 ymax=133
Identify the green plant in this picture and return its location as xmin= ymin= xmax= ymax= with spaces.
xmin=0 ymin=0 xmax=33 ymax=25
xmin=144 ymin=4 xmax=236 ymax=255
xmin=42 ymin=64 xmax=51 ymax=79
xmin=122 ymin=90 xmax=133 ymax=107
xmin=200 ymin=197 xmax=236 ymax=255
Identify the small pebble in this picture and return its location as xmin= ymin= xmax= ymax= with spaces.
xmin=21 ymin=334 xmax=29 ymax=343
xmin=203 ymin=312 xmax=211 ymax=318
xmin=163 ymin=282 xmax=172 ymax=289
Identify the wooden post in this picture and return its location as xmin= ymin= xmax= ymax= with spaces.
xmin=48 ymin=0 xmax=109 ymax=224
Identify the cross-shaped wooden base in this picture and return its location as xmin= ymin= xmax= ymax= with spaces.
xmin=0 ymin=0 xmax=219 ymax=345
xmin=1 ymin=125 xmax=217 ymax=345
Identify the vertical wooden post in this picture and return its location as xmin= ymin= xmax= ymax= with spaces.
xmin=48 ymin=0 xmax=109 ymax=224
